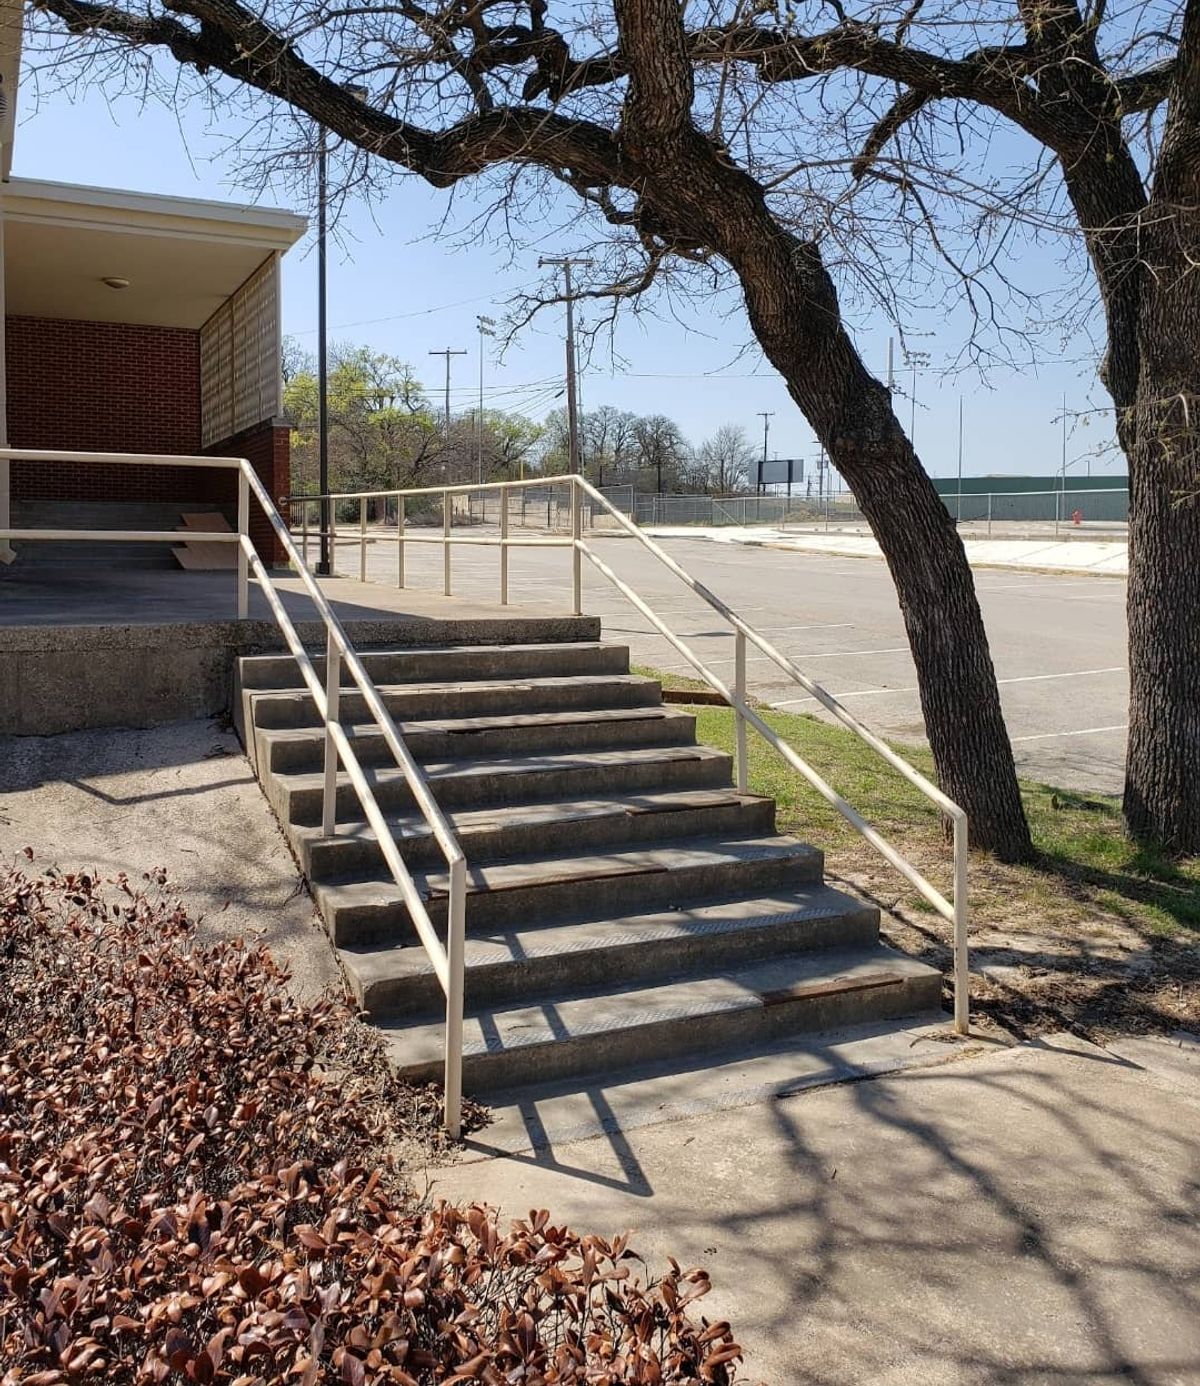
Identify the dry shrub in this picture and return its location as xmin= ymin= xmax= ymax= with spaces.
xmin=0 ymin=862 xmax=742 ymax=1384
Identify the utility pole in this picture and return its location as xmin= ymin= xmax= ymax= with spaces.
xmin=475 ymin=316 xmax=495 ymax=485
xmin=903 ymin=349 xmax=931 ymax=450
xmin=429 ymin=347 xmax=467 ymax=434
xmin=539 ymin=256 xmax=593 ymax=471
xmin=429 ymin=347 xmax=466 ymax=481
xmin=1060 ymin=392 xmax=1068 ymax=490
xmin=887 ymin=337 xmax=895 ymax=391
xmin=757 ymin=411 xmax=773 ymax=493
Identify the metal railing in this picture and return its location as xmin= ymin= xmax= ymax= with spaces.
xmin=287 ymin=474 xmax=971 ymax=1034
xmin=0 ymin=447 xmax=469 ymax=1136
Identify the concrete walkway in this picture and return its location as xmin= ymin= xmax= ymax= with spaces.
xmin=433 ymin=1033 xmax=1200 ymax=1385
xmin=643 ymin=526 xmax=1129 ymax=576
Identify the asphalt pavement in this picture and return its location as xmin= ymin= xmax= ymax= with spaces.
xmin=344 ymin=531 xmax=1128 ymax=795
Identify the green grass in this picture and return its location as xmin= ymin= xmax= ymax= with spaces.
xmin=639 ymin=665 xmax=1200 ymax=943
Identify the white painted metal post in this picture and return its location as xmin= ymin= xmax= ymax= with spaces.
xmin=444 ymin=856 xmax=467 ymax=1138
xmin=301 ymin=503 xmax=309 ymax=568
xmin=329 ymin=503 xmax=338 ymax=577
xmin=322 ymin=630 xmax=341 ymax=838
xmin=987 ymin=493 xmax=993 ymax=539
xmin=734 ymin=629 xmax=748 ymax=792
xmin=397 ymin=496 xmax=405 ymax=588
xmin=359 ymin=497 xmax=367 ymax=582
xmin=953 ymin=814 xmax=969 ymax=1034
xmin=571 ymin=480 xmax=583 ymax=615
xmin=499 ymin=484 xmax=510 ymax=605
xmin=236 ymin=467 xmax=250 ymax=619
xmin=443 ymin=492 xmax=452 ymax=596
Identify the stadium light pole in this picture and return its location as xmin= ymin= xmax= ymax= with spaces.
xmin=475 ymin=315 xmax=495 ymax=484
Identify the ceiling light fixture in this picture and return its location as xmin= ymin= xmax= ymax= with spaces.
xmin=101 ymin=276 xmax=130 ymax=290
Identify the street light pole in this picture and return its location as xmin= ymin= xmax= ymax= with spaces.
xmin=316 ymin=127 xmax=331 ymax=576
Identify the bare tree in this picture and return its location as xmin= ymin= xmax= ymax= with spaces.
xmin=29 ymin=0 xmax=1041 ymax=859
xmin=697 ymin=423 xmax=755 ymax=495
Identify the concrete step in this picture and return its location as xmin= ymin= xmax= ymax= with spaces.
xmin=255 ymin=705 xmax=697 ymax=775
xmin=316 ymin=834 xmax=823 ymax=945
xmin=343 ymin=882 xmax=878 ymax=1016
xmin=238 ymin=641 xmax=630 ymax=692
xmin=270 ymin=744 xmax=732 ymax=827
xmin=12 ymin=502 xmax=209 ymax=571
xmin=293 ymin=787 xmax=775 ymax=879
xmin=245 ymin=673 xmax=663 ymax=732
xmin=377 ymin=946 xmax=942 ymax=1091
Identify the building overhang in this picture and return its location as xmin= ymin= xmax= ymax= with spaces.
xmin=2 ymin=177 xmax=307 ymax=329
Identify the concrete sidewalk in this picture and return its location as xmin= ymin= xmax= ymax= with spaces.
xmin=433 ymin=1032 xmax=1200 ymax=1385
xmin=643 ymin=526 xmax=1129 ymax=576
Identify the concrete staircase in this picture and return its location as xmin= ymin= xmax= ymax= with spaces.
xmin=236 ymin=639 xmax=943 ymax=1099
xmin=9 ymin=501 xmax=222 ymax=570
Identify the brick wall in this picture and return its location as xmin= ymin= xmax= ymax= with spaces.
xmin=5 ymin=315 xmax=290 ymax=562
xmin=205 ymin=421 xmax=292 ymax=566
xmin=5 ymin=316 xmax=221 ymax=503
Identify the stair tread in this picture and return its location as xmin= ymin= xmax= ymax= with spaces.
xmin=249 ymin=672 xmax=658 ymax=705
xmin=278 ymin=743 xmax=728 ymax=794
xmin=377 ymin=946 xmax=939 ymax=1066
xmin=342 ymin=883 xmax=874 ymax=988
xmin=295 ymin=787 xmax=767 ymax=851
xmin=318 ymin=834 xmax=818 ymax=905
xmin=260 ymin=704 xmax=689 ymax=746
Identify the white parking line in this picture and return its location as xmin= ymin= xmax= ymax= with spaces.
xmin=772 ymin=665 xmax=1126 ymax=708
xmin=1010 ymin=724 xmax=1128 ymax=743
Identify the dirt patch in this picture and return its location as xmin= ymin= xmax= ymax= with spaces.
xmin=828 ymin=842 xmax=1200 ymax=1041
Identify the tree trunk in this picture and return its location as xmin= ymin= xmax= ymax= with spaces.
xmin=1122 ymin=18 xmax=1200 ymax=850
xmin=1124 ymin=426 xmax=1200 ymax=851
xmin=719 ymin=228 xmax=1034 ymax=862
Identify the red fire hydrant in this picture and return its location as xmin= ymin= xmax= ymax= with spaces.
xmin=1072 ymin=508 xmax=1083 ymax=526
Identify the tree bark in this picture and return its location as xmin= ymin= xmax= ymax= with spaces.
xmin=1122 ymin=4 xmax=1200 ymax=852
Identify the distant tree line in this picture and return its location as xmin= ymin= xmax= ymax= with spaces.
xmin=284 ymin=340 xmax=761 ymax=500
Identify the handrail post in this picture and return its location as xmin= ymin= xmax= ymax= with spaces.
xmin=734 ymin=629 xmax=748 ymax=792
xmin=443 ymin=492 xmax=452 ymax=596
xmin=570 ymin=479 xmax=583 ymax=616
xmin=953 ymin=815 xmax=970 ymax=1034
xmin=397 ymin=495 xmax=406 ymax=588
xmin=444 ymin=856 xmax=467 ymax=1139
xmin=322 ymin=629 xmax=341 ymax=838
xmin=359 ymin=496 xmax=368 ymax=583
xmin=329 ymin=501 xmax=338 ymax=577
xmin=236 ymin=466 xmax=250 ymax=620
xmin=301 ymin=502 xmax=310 ymax=569
xmin=499 ymin=484 xmax=510 ymax=605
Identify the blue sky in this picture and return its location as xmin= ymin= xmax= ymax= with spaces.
xmin=13 ymin=76 xmax=1124 ymax=485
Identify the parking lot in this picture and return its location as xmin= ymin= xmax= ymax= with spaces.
xmin=338 ymin=530 xmax=1128 ymax=795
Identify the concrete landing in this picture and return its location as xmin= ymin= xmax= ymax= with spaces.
xmin=0 ymin=568 xmax=597 ymax=734
xmin=433 ymin=1031 xmax=1200 ymax=1384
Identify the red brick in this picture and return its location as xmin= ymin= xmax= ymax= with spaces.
xmin=5 ymin=315 xmax=290 ymax=562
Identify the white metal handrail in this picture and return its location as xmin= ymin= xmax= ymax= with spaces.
xmin=290 ymin=473 xmax=970 ymax=1034
xmin=0 ymin=447 xmax=469 ymax=1135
